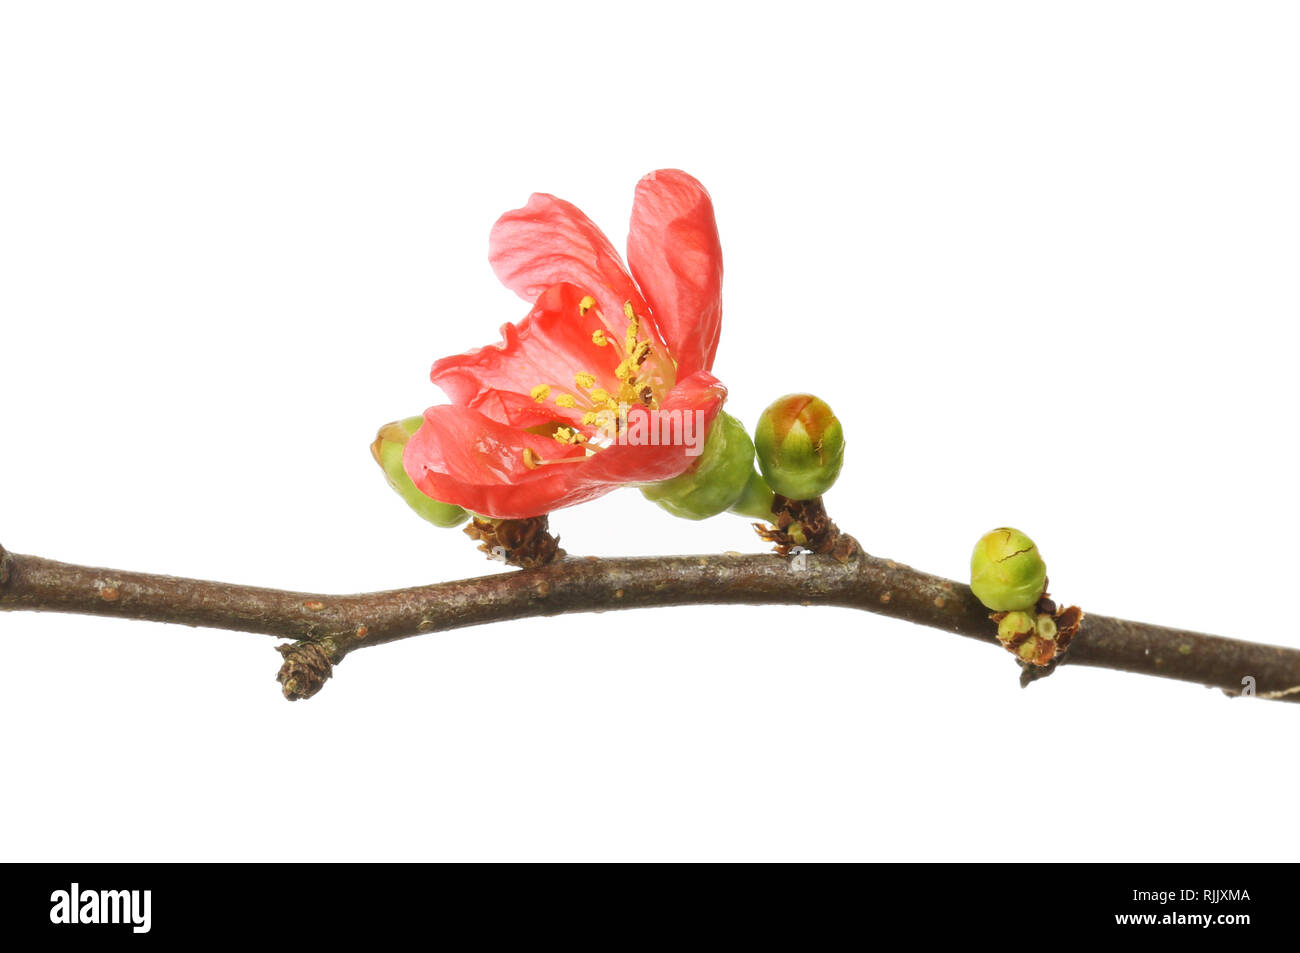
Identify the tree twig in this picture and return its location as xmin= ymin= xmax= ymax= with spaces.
xmin=1 ymin=541 xmax=1296 ymax=703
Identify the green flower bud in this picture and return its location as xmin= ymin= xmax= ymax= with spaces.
xmin=1035 ymin=613 xmax=1058 ymax=641
xmin=969 ymin=527 xmax=1047 ymax=612
xmin=728 ymin=468 xmax=776 ymax=521
xmin=371 ymin=417 xmax=469 ymax=528
xmin=997 ymin=610 xmax=1036 ymax=642
xmin=753 ymin=394 xmax=845 ymax=500
xmin=641 ymin=412 xmax=756 ymax=520
xmin=1017 ymin=635 xmax=1043 ymax=663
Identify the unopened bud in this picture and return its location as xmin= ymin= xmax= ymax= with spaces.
xmin=641 ymin=412 xmax=756 ymax=520
xmin=728 ymin=468 xmax=776 ymax=521
xmin=371 ymin=417 xmax=469 ymax=528
xmin=997 ymin=610 xmax=1036 ymax=642
xmin=1035 ymin=613 xmax=1058 ymax=641
xmin=1017 ymin=635 xmax=1043 ymax=663
xmin=969 ymin=527 xmax=1047 ymax=612
xmin=753 ymin=394 xmax=845 ymax=500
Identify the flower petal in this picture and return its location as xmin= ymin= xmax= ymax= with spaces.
xmin=626 ymin=170 xmax=724 ymax=377
xmin=431 ymin=283 xmax=628 ymax=429
xmin=489 ymin=192 xmax=652 ymax=343
xmin=403 ymin=374 xmax=728 ymax=519
xmin=402 ymin=404 xmax=599 ymax=519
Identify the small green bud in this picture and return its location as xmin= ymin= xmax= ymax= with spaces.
xmin=1035 ymin=613 xmax=1058 ymax=641
xmin=997 ymin=610 xmax=1036 ymax=642
xmin=969 ymin=527 xmax=1047 ymax=612
xmin=1017 ymin=635 xmax=1043 ymax=663
xmin=641 ymin=412 xmax=757 ymax=520
xmin=371 ymin=417 xmax=469 ymax=528
xmin=728 ymin=468 xmax=777 ymax=521
xmin=753 ymin=394 xmax=845 ymax=500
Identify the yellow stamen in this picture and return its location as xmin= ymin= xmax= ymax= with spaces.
xmin=622 ymin=301 xmax=635 ymax=320
xmin=579 ymin=295 xmax=595 ymax=316
xmin=581 ymin=411 xmax=599 ymax=427
xmin=590 ymin=388 xmax=610 ymax=404
xmin=614 ymin=361 xmax=632 ymax=381
xmin=530 ymin=384 xmax=550 ymax=403
xmin=555 ymin=393 xmax=577 ymax=408
xmin=591 ymin=329 xmax=608 ymax=347
xmin=574 ymin=371 xmax=596 ymax=389
xmin=522 ymin=448 xmax=540 ymax=469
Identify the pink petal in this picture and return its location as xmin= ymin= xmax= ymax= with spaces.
xmin=402 ymin=404 xmax=596 ymax=519
xmin=489 ymin=192 xmax=654 ymax=348
xmin=431 ymin=283 xmax=630 ymax=429
xmin=626 ymin=170 xmax=724 ymax=377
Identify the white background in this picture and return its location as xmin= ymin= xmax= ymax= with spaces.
xmin=1 ymin=2 xmax=1297 ymax=861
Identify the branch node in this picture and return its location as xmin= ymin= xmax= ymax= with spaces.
xmin=464 ymin=515 xmax=563 ymax=568
xmin=753 ymin=496 xmax=858 ymax=563
xmin=276 ymin=640 xmax=334 ymax=701
xmin=1019 ymin=654 xmax=1066 ymax=688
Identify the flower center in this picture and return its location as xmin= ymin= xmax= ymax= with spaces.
xmin=520 ymin=293 xmax=675 ymax=469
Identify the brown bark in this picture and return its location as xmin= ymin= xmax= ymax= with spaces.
xmin=2 ymin=541 xmax=1296 ymax=703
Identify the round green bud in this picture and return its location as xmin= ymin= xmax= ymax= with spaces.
xmin=753 ymin=394 xmax=845 ymax=500
xmin=969 ymin=527 xmax=1047 ymax=612
xmin=641 ymin=412 xmax=756 ymax=520
xmin=997 ymin=610 xmax=1036 ymax=642
xmin=1017 ymin=635 xmax=1043 ymax=663
xmin=370 ymin=416 xmax=469 ymax=528
xmin=1035 ymin=613 xmax=1058 ymax=641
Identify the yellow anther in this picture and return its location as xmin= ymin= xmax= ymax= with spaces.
xmin=553 ymin=427 xmax=575 ymax=444
xmin=574 ymin=371 xmax=596 ymax=389
xmin=530 ymin=384 xmax=551 ymax=403
xmin=591 ymin=329 xmax=608 ymax=347
xmin=555 ymin=393 xmax=577 ymax=408
xmin=632 ymin=341 xmax=651 ymax=366
xmin=581 ymin=411 xmax=599 ymax=426
xmin=521 ymin=448 xmax=540 ymax=469
xmin=623 ymin=301 xmax=635 ymax=320
xmin=578 ymin=295 xmax=595 ymax=316
xmin=590 ymin=388 xmax=610 ymax=403
xmin=614 ymin=361 xmax=632 ymax=381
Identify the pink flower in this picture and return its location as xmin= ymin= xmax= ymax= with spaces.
xmin=403 ymin=170 xmax=727 ymax=519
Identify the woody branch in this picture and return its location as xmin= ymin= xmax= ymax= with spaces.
xmin=1 ymin=542 xmax=1296 ymax=703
